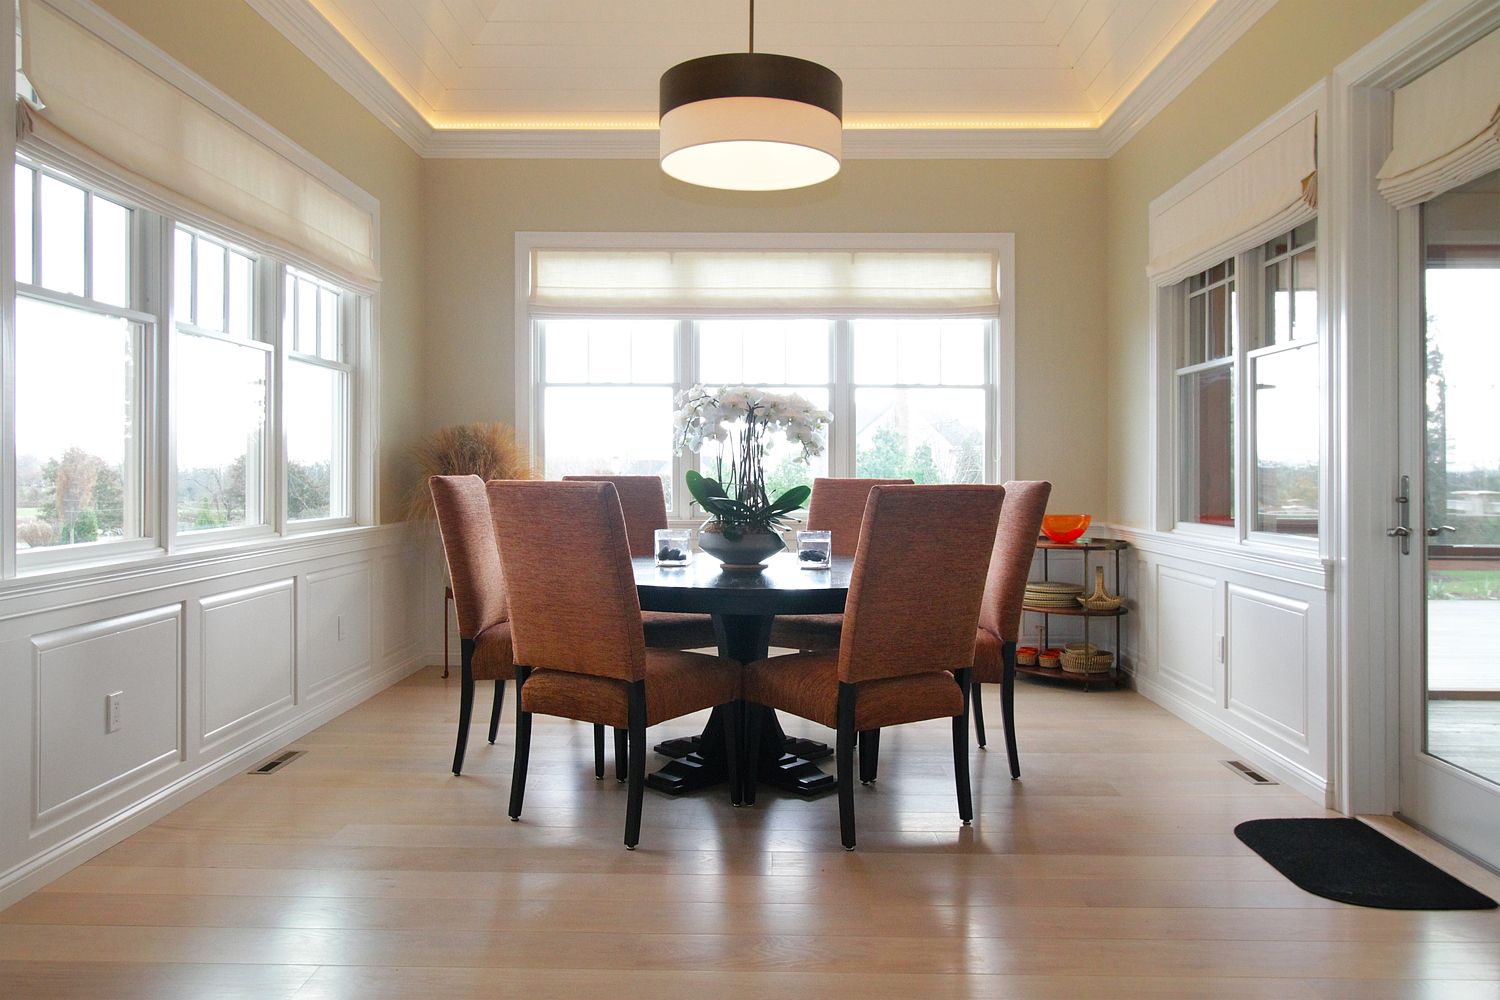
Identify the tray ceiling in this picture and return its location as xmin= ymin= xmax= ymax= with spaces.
xmin=249 ymin=0 xmax=1277 ymax=156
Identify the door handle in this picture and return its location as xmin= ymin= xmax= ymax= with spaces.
xmin=1390 ymin=474 xmax=1411 ymax=555
xmin=1426 ymin=525 xmax=1457 ymax=537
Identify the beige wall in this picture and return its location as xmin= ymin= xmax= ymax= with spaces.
xmin=422 ymin=158 xmax=1109 ymax=514
xmin=90 ymin=0 xmax=425 ymax=523
xmin=1103 ymin=0 xmax=1424 ymax=527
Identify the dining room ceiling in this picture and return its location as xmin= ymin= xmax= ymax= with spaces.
xmin=250 ymin=0 xmax=1277 ymax=156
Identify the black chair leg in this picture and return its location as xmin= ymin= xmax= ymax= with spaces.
xmin=451 ymin=640 xmax=476 ymax=775
xmin=624 ymin=682 xmax=647 ymax=850
xmin=508 ymin=666 xmax=532 ymax=821
xmin=614 ymin=727 xmax=628 ymax=783
xmin=952 ymin=668 xmax=974 ymax=826
xmin=488 ymin=679 xmax=505 ymax=744
xmin=724 ymin=702 xmax=742 ymax=806
xmin=743 ymin=703 xmax=762 ymax=806
xmin=837 ymin=683 xmax=857 ymax=851
xmin=858 ymin=728 xmax=880 ymax=784
xmin=972 ymin=679 xmax=987 ymax=749
xmin=1001 ymin=641 xmax=1020 ymax=779
xmin=593 ymin=723 xmax=605 ymax=779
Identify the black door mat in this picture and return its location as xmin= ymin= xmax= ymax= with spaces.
xmin=1234 ymin=818 xmax=1497 ymax=910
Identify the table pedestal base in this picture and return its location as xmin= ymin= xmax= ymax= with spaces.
xmin=645 ymin=612 xmax=837 ymax=798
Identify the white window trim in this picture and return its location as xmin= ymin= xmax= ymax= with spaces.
xmin=1148 ymin=86 xmax=1331 ymax=562
xmin=513 ymin=231 xmax=1017 ymax=521
xmin=0 ymin=0 xmax=381 ymax=587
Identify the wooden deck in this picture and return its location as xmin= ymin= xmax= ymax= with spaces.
xmin=2 ymin=665 xmax=1498 ymax=999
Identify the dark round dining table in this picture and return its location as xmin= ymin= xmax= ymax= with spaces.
xmin=633 ymin=550 xmax=853 ymax=797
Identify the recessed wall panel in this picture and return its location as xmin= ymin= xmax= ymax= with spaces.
xmin=1227 ymin=584 xmax=1310 ymax=746
xmin=307 ymin=565 xmax=372 ymax=692
xmin=32 ymin=605 xmax=182 ymax=824
xmin=200 ymin=580 xmax=295 ymax=743
xmin=1155 ymin=565 xmax=1217 ymax=702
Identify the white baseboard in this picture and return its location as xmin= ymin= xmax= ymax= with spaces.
xmin=1127 ymin=665 xmax=1331 ymax=806
xmin=0 ymin=650 xmax=431 ymax=910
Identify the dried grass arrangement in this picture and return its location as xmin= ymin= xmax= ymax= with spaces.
xmin=406 ymin=422 xmax=537 ymax=520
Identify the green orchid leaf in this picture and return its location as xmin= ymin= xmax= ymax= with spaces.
xmin=765 ymin=485 xmax=811 ymax=514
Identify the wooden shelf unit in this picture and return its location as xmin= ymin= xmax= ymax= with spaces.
xmin=1019 ymin=537 xmax=1128 ymax=690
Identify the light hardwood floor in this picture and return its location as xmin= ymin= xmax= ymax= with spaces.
xmin=3 ymin=665 xmax=1499 ymax=999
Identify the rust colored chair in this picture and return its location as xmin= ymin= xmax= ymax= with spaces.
xmin=489 ymin=479 xmax=743 ymax=850
xmin=429 ymin=475 xmax=515 ymax=776
xmin=562 ymin=475 xmax=718 ymax=652
xmin=743 ymin=484 xmax=1005 ymax=850
xmin=972 ymin=480 xmax=1052 ymax=779
xmin=768 ymin=477 xmax=912 ymax=651
xmin=563 ymin=475 xmax=718 ymax=780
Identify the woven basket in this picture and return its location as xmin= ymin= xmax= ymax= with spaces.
xmin=1061 ymin=642 xmax=1108 ymax=674
xmin=1016 ymin=646 xmax=1039 ymax=667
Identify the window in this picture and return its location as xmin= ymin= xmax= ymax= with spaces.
xmin=1172 ymin=222 xmax=1320 ymax=539
xmin=173 ymin=227 xmax=268 ymax=534
xmin=13 ymin=161 xmax=149 ymax=554
xmin=6 ymin=154 xmax=367 ymax=572
xmin=535 ymin=315 xmax=998 ymax=517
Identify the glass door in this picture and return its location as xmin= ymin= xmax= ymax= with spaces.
xmin=1398 ymin=169 xmax=1500 ymax=868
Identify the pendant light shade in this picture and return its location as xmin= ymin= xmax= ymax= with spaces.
xmin=659 ymin=51 xmax=843 ymax=191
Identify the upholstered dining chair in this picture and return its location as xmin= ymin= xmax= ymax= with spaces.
xmin=767 ymin=477 xmax=913 ymax=652
xmin=488 ymin=479 xmax=743 ymax=850
xmin=429 ymin=475 xmax=515 ymax=776
xmin=562 ymin=475 xmax=718 ymax=649
xmin=563 ymin=474 xmax=719 ymax=781
xmin=972 ymin=480 xmax=1052 ymax=779
xmin=743 ymin=484 xmax=1006 ymax=850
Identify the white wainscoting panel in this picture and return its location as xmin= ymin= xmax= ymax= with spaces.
xmin=305 ymin=564 xmax=373 ymax=695
xmin=199 ymin=581 xmax=297 ymax=747
xmin=1111 ymin=526 xmax=1332 ymax=803
xmin=0 ymin=525 xmax=436 ymax=911
xmin=1227 ymin=584 xmax=1311 ymax=748
xmin=31 ymin=605 xmax=182 ymax=830
xmin=1155 ymin=565 xmax=1220 ymax=705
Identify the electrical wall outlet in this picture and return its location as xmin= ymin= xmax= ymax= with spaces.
xmin=1216 ymin=634 xmax=1226 ymax=664
xmin=106 ymin=691 xmax=123 ymax=734
xmin=336 ymin=614 xmax=345 ymax=641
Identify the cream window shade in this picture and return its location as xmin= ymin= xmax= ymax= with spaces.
xmin=21 ymin=0 xmax=379 ymax=286
xmin=530 ymin=249 xmax=999 ymax=313
xmin=1148 ymin=113 xmax=1317 ymax=286
xmin=1377 ymin=28 xmax=1500 ymax=210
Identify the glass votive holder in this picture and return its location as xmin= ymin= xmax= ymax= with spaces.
xmin=654 ymin=528 xmax=691 ymax=567
xmin=797 ymin=530 xmax=832 ymax=569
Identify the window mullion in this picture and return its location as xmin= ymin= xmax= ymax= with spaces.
xmin=267 ymin=259 xmax=287 ymax=535
xmin=156 ymin=213 xmax=179 ymax=554
xmin=832 ymin=317 xmax=853 ymax=477
xmin=674 ymin=318 xmax=695 ymax=519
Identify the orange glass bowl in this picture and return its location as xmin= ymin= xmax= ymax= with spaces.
xmin=1041 ymin=514 xmax=1091 ymax=544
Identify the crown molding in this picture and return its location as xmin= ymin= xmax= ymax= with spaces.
xmin=248 ymin=0 xmax=1278 ymax=161
xmin=421 ymin=127 xmax=1107 ymax=159
xmin=1097 ymin=0 xmax=1279 ymax=157
xmin=242 ymin=0 xmax=434 ymax=155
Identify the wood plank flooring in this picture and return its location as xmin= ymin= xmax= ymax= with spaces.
xmin=2 ymin=665 xmax=1498 ymax=999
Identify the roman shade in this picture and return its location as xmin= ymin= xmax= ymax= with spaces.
xmin=19 ymin=0 xmax=379 ymax=287
xmin=1377 ymin=28 xmax=1500 ymax=210
xmin=1148 ymin=113 xmax=1317 ymax=285
xmin=530 ymin=249 xmax=999 ymax=314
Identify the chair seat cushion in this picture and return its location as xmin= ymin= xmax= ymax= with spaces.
xmin=641 ymin=611 xmax=718 ymax=651
xmin=743 ymin=651 xmax=963 ymax=730
xmin=767 ymin=613 xmax=843 ymax=651
xmin=521 ymin=649 xmax=741 ymax=729
xmin=972 ymin=627 xmax=1003 ymax=684
xmin=472 ymin=621 xmax=516 ymax=681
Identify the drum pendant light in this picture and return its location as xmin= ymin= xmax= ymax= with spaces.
xmin=659 ymin=1 xmax=842 ymax=191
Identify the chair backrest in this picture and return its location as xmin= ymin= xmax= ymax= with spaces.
xmin=979 ymin=480 xmax=1053 ymax=643
xmin=487 ymin=479 xmax=646 ymax=682
xmin=838 ymin=484 xmax=1006 ymax=684
xmin=429 ymin=475 xmax=508 ymax=640
xmin=806 ymin=478 xmax=914 ymax=557
xmin=561 ymin=475 xmax=668 ymax=558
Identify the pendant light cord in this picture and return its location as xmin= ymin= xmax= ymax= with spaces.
xmin=748 ymin=0 xmax=755 ymax=53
